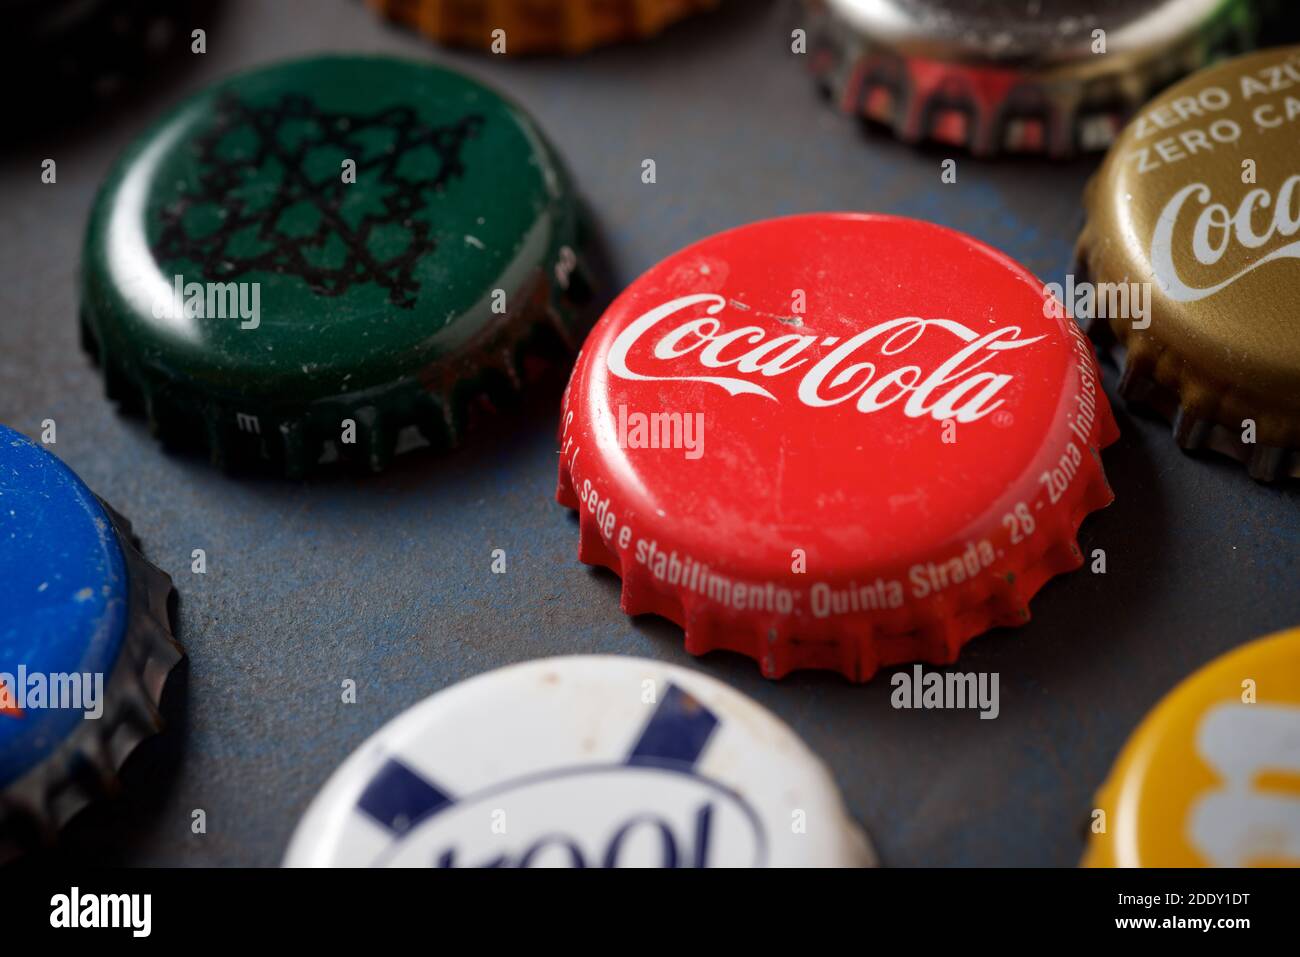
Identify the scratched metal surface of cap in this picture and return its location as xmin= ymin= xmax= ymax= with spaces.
xmin=804 ymin=0 xmax=1266 ymax=157
xmin=556 ymin=213 xmax=1118 ymax=682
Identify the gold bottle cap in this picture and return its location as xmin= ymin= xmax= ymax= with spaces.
xmin=365 ymin=0 xmax=720 ymax=55
xmin=1077 ymin=45 xmax=1300 ymax=480
xmin=1084 ymin=627 xmax=1300 ymax=867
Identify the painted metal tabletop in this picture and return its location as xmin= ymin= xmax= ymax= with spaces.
xmin=1 ymin=0 xmax=1296 ymax=867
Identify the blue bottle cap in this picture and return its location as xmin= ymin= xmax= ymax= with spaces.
xmin=0 ymin=425 xmax=182 ymax=858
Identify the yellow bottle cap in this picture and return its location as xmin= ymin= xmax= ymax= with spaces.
xmin=1085 ymin=627 xmax=1300 ymax=867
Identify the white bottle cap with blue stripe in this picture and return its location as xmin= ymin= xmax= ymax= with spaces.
xmin=285 ymin=655 xmax=874 ymax=867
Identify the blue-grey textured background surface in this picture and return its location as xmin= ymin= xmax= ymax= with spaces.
xmin=1 ymin=0 xmax=1297 ymax=867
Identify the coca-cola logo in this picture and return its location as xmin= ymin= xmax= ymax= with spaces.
xmin=1151 ymin=175 xmax=1300 ymax=302
xmin=606 ymin=294 xmax=1047 ymax=424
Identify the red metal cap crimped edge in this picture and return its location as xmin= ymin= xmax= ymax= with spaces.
xmin=803 ymin=0 xmax=1267 ymax=158
xmin=556 ymin=213 xmax=1118 ymax=681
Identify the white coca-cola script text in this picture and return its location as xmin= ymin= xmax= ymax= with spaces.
xmin=605 ymin=294 xmax=1047 ymax=423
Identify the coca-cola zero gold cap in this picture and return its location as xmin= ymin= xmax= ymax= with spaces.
xmin=1076 ymin=44 xmax=1300 ymax=481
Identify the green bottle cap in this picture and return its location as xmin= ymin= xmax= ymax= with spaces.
xmin=80 ymin=55 xmax=595 ymax=476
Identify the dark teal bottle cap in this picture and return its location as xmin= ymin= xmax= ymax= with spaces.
xmin=80 ymin=55 xmax=595 ymax=476
xmin=0 ymin=425 xmax=182 ymax=858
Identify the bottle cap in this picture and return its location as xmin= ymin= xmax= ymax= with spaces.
xmin=365 ymin=0 xmax=721 ymax=54
xmin=284 ymin=655 xmax=873 ymax=867
xmin=1076 ymin=45 xmax=1300 ymax=481
xmin=0 ymin=425 xmax=182 ymax=860
xmin=556 ymin=213 xmax=1118 ymax=681
xmin=80 ymin=54 xmax=595 ymax=477
xmin=1085 ymin=627 xmax=1300 ymax=867
xmin=805 ymin=0 xmax=1265 ymax=157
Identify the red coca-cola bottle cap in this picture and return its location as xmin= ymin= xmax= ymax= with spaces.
xmin=557 ymin=213 xmax=1119 ymax=681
